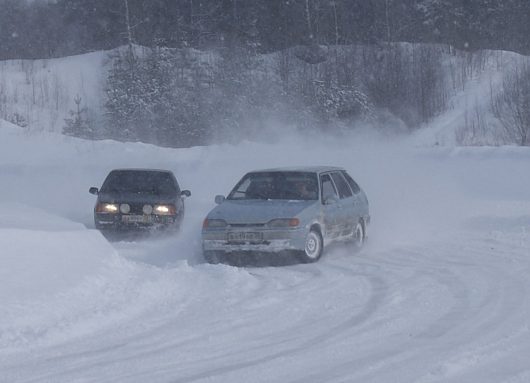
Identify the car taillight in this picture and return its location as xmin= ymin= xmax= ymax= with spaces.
xmin=288 ymin=218 xmax=300 ymax=227
xmin=267 ymin=218 xmax=300 ymax=227
xmin=203 ymin=219 xmax=228 ymax=228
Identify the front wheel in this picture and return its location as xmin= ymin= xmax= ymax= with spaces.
xmin=299 ymin=229 xmax=323 ymax=263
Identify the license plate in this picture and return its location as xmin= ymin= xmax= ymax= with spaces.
xmin=227 ymin=231 xmax=263 ymax=243
xmin=122 ymin=215 xmax=153 ymax=224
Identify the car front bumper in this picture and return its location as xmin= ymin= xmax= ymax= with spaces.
xmin=94 ymin=213 xmax=179 ymax=231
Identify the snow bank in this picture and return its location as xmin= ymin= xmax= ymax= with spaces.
xmin=0 ymin=227 xmax=113 ymax=304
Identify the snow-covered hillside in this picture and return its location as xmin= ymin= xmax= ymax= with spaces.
xmin=0 ymin=51 xmax=109 ymax=133
xmin=1 ymin=119 xmax=530 ymax=382
xmin=1 ymin=45 xmax=528 ymax=146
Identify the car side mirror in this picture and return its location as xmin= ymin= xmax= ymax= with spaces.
xmin=215 ymin=195 xmax=225 ymax=204
xmin=181 ymin=190 xmax=191 ymax=197
xmin=89 ymin=187 xmax=99 ymax=195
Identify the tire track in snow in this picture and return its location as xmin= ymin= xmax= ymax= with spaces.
xmin=287 ymin=235 xmax=530 ymax=383
xmin=112 ymin=264 xmax=389 ymax=383
xmin=3 ymin=231 xmax=530 ymax=383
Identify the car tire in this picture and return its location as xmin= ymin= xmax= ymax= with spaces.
xmin=352 ymin=221 xmax=365 ymax=250
xmin=299 ymin=229 xmax=323 ymax=263
xmin=204 ymin=251 xmax=223 ymax=264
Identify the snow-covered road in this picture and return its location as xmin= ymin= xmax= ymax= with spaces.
xmin=1 ymin=122 xmax=530 ymax=382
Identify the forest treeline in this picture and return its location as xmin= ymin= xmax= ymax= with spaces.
xmin=2 ymin=1 xmax=529 ymax=147
xmin=1 ymin=0 xmax=530 ymax=60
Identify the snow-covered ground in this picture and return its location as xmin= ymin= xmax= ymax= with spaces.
xmin=0 ymin=51 xmax=109 ymax=133
xmin=1 ymin=119 xmax=530 ymax=382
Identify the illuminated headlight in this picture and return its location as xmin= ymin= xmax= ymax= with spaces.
xmin=96 ymin=203 xmax=119 ymax=213
xmin=120 ymin=203 xmax=130 ymax=214
xmin=154 ymin=204 xmax=176 ymax=215
xmin=142 ymin=204 xmax=153 ymax=215
xmin=203 ymin=218 xmax=228 ymax=228
xmin=268 ymin=218 xmax=300 ymax=228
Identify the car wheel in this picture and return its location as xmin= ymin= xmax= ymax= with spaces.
xmin=352 ymin=221 xmax=365 ymax=250
xmin=204 ymin=251 xmax=222 ymax=264
xmin=299 ymin=229 xmax=323 ymax=263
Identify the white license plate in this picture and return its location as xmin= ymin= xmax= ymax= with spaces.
xmin=122 ymin=215 xmax=153 ymax=224
xmin=227 ymin=232 xmax=263 ymax=242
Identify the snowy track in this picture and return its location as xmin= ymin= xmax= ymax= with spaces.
xmin=2 ymin=230 xmax=530 ymax=382
xmin=1 ymin=124 xmax=530 ymax=382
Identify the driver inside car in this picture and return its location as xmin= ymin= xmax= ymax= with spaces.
xmin=295 ymin=181 xmax=315 ymax=199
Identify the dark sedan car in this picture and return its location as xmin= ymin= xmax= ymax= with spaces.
xmin=89 ymin=169 xmax=191 ymax=236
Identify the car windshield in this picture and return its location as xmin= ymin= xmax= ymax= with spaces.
xmin=228 ymin=172 xmax=318 ymax=201
xmin=100 ymin=171 xmax=176 ymax=195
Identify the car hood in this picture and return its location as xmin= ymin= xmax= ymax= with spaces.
xmin=97 ymin=191 xmax=176 ymax=204
xmin=207 ymin=199 xmax=317 ymax=224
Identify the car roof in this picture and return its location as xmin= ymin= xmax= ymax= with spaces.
xmin=109 ymin=168 xmax=173 ymax=174
xmin=249 ymin=166 xmax=345 ymax=174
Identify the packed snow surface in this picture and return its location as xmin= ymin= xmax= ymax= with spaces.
xmin=1 ymin=120 xmax=530 ymax=382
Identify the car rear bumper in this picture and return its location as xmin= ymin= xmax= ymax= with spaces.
xmin=202 ymin=239 xmax=304 ymax=252
xmin=202 ymin=228 xmax=306 ymax=253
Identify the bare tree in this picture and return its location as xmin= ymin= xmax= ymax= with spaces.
xmin=305 ymin=0 xmax=313 ymax=42
xmin=491 ymin=63 xmax=530 ymax=146
xmin=123 ymin=0 xmax=134 ymax=52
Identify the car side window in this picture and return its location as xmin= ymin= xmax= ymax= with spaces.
xmin=230 ymin=177 xmax=252 ymax=199
xmin=341 ymin=171 xmax=360 ymax=194
xmin=331 ymin=172 xmax=353 ymax=199
xmin=171 ymin=174 xmax=181 ymax=194
xmin=320 ymin=174 xmax=338 ymax=203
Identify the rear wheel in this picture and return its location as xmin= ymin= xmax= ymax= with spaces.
xmin=352 ymin=221 xmax=365 ymax=250
xmin=299 ymin=229 xmax=323 ymax=263
xmin=203 ymin=250 xmax=224 ymax=264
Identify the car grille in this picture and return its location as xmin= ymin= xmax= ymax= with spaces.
xmin=124 ymin=203 xmax=148 ymax=214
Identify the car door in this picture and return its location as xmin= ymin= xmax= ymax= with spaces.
xmin=341 ymin=170 xmax=365 ymax=221
xmin=320 ymin=173 xmax=341 ymax=239
xmin=330 ymin=171 xmax=356 ymax=236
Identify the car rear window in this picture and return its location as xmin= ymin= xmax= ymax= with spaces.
xmin=101 ymin=171 xmax=177 ymax=195
xmin=228 ymin=172 xmax=318 ymax=200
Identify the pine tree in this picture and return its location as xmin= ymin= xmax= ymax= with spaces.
xmin=63 ymin=94 xmax=94 ymax=139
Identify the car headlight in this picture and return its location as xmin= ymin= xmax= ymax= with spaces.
xmin=203 ymin=218 xmax=228 ymax=228
xmin=154 ymin=204 xmax=176 ymax=215
xmin=142 ymin=204 xmax=153 ymax=214
xmin=267 ymin=218 xmax=300 ymax=228
xmin=96 ymin=203 xmax=119 ymax=213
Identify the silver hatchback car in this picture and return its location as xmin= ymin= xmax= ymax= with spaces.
xmin=202 ymin=166 xmax=370 ymax=264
